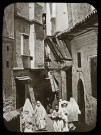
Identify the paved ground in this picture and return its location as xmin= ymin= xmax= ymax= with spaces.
xmin=32 ymin=114 xmax=54 ymax=132
xmin=32 ymin=114 xmax=93 ymax=132
xmin=73 ymin=121 xmax=94 ymax=132
xmin=45 ymin=114 xmax=54 ymax=132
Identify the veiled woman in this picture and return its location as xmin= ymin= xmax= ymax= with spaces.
xmin=60 ymin=100 xmax=69 ymax=131
xmin=35 ymin=101 xmax=47 ymax=131
xmin=65 ymin=97 xmax=81 ymax=123
xmin=22 ymin=98 xmax=34 ymax=132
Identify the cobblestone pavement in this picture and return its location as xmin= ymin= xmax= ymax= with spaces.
xmin=46 ymin=114 xmax=54 ymax=132
xmin=32 ymin=114 xmax=54 ymax=132
xmin=32 ymin=114 xmax=93 ymax=132
xmin=73 ymin=121 xmax=94 ymax=132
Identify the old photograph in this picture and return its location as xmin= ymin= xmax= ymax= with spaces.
xmin=2 ymin=3 xmax=97 ymax=132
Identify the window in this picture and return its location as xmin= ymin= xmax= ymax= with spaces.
xmin=30 ymin=57 xmax=33 ymax=60
xmin=21 ymin=34 xmax=29 ymax=56
xmin=77 ymin=52 xmax=81 ymax=68
xmin=7 ymin=46 xmax=9 ymax=51
xmin=42 ymin=13 xmax=46 ymax=25
xmin=6 ymin=61 xmax=9 ymax=67
xmin=90 ymin=56 xmax=97 ymax=99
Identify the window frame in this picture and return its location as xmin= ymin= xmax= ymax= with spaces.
xmin=21 ymin=33 xmax=29 ymax=56
xmin=7 ymin=46 xmax=9 ymax=51
xmin=89 ymin=55 xmax=97 ymax=99
xmin=6 ymin=61 xmax=9 ymax=68
xmin=77 ymin=51 xmax=82 ymax=68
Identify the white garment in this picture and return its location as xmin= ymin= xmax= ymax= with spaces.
xmin=24 ymin=128 xmax=33 ymax=132
xmin=70 ymin=97 xmax=81 ymax=114
xmin=23 ymin=98 xmax=34 ymax=115
xmin=59 ymin=99 xmax=62 ymax=111
xmin=52 ymin=110 xmax=63 ymax=131
xmin=62 ymin=112 xmax=69 ymax=131
xmin=35 ymin=101 xmax=46 ymax=130
xmin=48 ymin=71 xmax=59 ymax=92
xmin=60 ymin=100 xmax=69 ymax=132
xmin=52 ymin=109 xmax=69 ymax=132
xmin=68 ymin=97 xmax=81 ymax=122
xmin=22 ymin=98 xmax=34 ymax=132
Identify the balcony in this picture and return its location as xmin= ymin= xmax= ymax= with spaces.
xmin=21 ymin=55 xmax=33 ymax=69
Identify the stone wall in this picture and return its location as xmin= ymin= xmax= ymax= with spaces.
xmin=15 ymin=3 xmax=29 ymax=19
xmin=14 ymin=17 xmax=30 ymax=68
xmin=34 ymin=23 xmax=44 ymax=68
xmin=3 ymin=4 xmax=14 ymax=38
xmin=56 ymin=3 xmax=69 ymax=32
xmin=2 ymin=3 xmax=15 ymax=112
xmin=2 ymin=38 xmax=14 ymax=99
xmin=85 ymin=94 xmax=97 ymax=127
xmin=67 ymin=3 xmax=92 ymax=27
xmin=2 ymin=38 xmax=16 ymax=112
xmin=34 ymin=3 xmax=43 ymax=23
xmin=71 ymin=29 xmax=97 ymax=126
xmin=30 ymin=3 xmax=45 ymax=69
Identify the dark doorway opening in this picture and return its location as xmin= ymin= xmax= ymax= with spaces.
xmin=77 ymin=79 xmax=85 ymax=123
xmin=90 ymin=56 xmax=97 ymax=99
xmin=43 ymin=79 xmax=55 ymax=107
xmin=66 ymin=67 xmax=72 ymax=101
xmin=16 ymin=80 xmax=25 ymax=109
xmin=42 ymin=78 xmax=57 ymax=112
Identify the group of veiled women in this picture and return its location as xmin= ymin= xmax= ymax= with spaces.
xmin=51 ymin=98 xmax=81 ymax=132
xmin=21 ymin=99 xmax=46 ymax=132
xmin=20 ymin=97 xmax=81 ymax=132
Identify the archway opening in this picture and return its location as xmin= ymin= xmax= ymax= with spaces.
xmin=77 ymin=79 xmax=85 ymax=123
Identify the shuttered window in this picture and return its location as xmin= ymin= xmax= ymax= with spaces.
xmin=6 ymin=61 xmax=9 ymax=67
xmin=21 ymin=34 xmax=29 ymax=56
xmin=90 ymin=56 xmax=97 ymax=99
xmin=7 ymin=46 xmax=9 ymax=51
xmin=77 ymin=52 xmax=81 ymax=68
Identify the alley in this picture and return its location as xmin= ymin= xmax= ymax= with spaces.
xmin=33 ymin=114 xmax=54 ymax=132
xmin=3 ymin=2 xmax=97 ymax=133
xmin=46 ymin=114 xmax=54 ymax=132
xmin=32 ymin=114 xmax=93 ymax=132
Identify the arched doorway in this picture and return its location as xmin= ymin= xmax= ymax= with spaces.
xmin=77 ymin=79 xmax=85 ymax=123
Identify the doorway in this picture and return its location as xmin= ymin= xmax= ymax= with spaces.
xmin=16 ymin=80 xmax=25 ymax=109
xmin=66 ymin=67 xmax=72 ymax=101
xmin=77 ymin=79 xmax=85 ymax=123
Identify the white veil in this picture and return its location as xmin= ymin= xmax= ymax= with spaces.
xmin=23 ymin=98 xmax=34 ymax=116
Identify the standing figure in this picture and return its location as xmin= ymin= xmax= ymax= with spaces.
xmin=59 ymin=99 xmax=63 ymax=111
xmin=35 ymin=101 xmax=47 ymax=131
xmin=60 ymin=100 xmax=69 ymax=131
xmin=69 ymin=97 xmax=81 ymax=122
xmin=51 ymin=105 xmax=64 ymax=132
xmin=21 ymin=98 xmax=34 ymax=132
xmin=67 ymin=97 xmax=81 ymax=131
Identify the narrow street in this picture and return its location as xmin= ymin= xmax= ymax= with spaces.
xmin=32 ymin=114 xmax=93 ymax=132
xmin=32 ymin=114 xmax=54 ymax=132
xmin=46 ymin=114 xmax=54 ymax=132
xmin=3 ymin=3 xmax=97 ymax=133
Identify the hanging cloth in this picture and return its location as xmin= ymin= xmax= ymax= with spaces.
xmin=48 ymin=72 xmax=59 ymax=92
